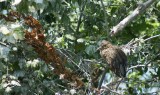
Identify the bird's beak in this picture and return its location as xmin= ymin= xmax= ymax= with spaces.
xmin=96 ymin=46 xmax=101 ymax=51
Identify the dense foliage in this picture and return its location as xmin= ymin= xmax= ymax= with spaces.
xmin=0 ymin=0 xmax=160 ymax=94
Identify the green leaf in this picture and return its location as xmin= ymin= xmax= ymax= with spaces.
xmin=128 ymin=71 xmax=140 ymax=78
xmin=85 ymin=45 xmax=96 ymax=55
xmin=13 ymin=70 xmax=25 ymax=77
xmin=41 ymin=64 xmax=48 ymax=73
xmin=6 ymin=35 xmax=16 ymax=44
xmin=0 ymin=46 xmax=10 ymax=58
xmin=13 ymin=28 xmax=24 ymax=40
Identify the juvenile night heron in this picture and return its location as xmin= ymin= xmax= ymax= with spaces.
xmin=98 ymin=40 xmax=127 ymax=77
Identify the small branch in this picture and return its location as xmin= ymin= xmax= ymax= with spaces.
xmin=100 ymin=0 xmax=107 ymax=24
xmin=116 ymin=78 xmax=124 ymax=91
xmin=128 ymin=53 xmax=160 ymax=71
xmin=102 ymin=86 xmax=122 ymax=95
xmin=75 ymin=0 xmax=86 ymax=33
xmin=128 ymin=60 xmax=151 ymax=71
xmin=128 ymin=64 xmax=146 ymax=70
xmin=57 ymin=49 xmax=90 ymax=77
xmin=100 ymin=0 xmax=108 ymax=33
xmin=110 ymin=0 xmax=155 ymax=36
xmin=144 ymin=34 xmax=160 ymax=42
xmin=0 ymin=41 xmax=9 ymax=47
xmin=106 ymin=78 xmax=125 ymax=87
xmin=121 ymin=34 xmax=160 ymax=55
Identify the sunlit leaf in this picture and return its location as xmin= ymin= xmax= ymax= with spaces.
xmin=13 ymin=29 xmax=24 ymax=40
xmin=77 ymin=38 xmax=85 ymax=43
xmin=0 ymin=26 xmax=10 ymax=35
xmin=11 ymin=80 xmax=21 ymax=86
xmin=65 ymin=34 xmax=75 ymax=40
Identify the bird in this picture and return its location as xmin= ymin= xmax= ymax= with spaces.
xmin=98 ymin=40 xmax=127 ymax=77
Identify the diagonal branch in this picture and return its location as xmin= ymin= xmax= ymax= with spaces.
xmin=0 ymin=41 xmax=8 ymax=47
xmin=144 ymin=34 xmax=160 ymax=42
xmin=110 ymin=0 xmax=155 ymax=36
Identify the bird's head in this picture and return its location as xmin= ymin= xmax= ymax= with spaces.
xmin=97 ymin=40 xmax=112 ymax=51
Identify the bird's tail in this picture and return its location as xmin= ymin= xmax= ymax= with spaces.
xmin=119 ymin=63 xmax=126 ymax=77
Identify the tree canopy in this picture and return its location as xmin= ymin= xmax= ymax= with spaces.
xmin=0 ymin=0 xmax=160 ymax=94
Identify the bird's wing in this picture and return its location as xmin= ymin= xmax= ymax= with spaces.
xmin=115 ymin=47 xmax=127 ymax=65
xmin=101 ymin=47 xmax=127 ymax=77
xmin=114 ymin=47 xmax=127 ymax=77
xmin=100 ymin=48 xmax=116 ymax=65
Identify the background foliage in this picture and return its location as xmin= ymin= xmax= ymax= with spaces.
xmin=0 ymin=0 xmax=160 ymax=94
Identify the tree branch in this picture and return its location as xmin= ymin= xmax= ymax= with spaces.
xmin=144 ymin=34 xmax=160 ymax=42
xmin=110 ymin=0 xmax=155 ymax=36
xmin=102 ymin=86 xmax=122 ymax=95
xmin=100 ymin=0 xmax=109 ymax=33
xmin=127 ymin=53 xmax=160 ymax=71
xmin=0 ymin=41 xmax=9 ymax=47
xmin=75 ymin=0 xmax=86 ymax=33
xmin=128 ymin=64 xmax=146 ymax=70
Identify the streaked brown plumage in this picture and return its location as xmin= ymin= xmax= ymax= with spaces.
xmin=98 ymin=40 xmax=127 ymax=77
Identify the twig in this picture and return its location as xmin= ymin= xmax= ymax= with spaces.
xmin=128 ymin=64 xmax=146 ymax=70
xmin=100 ymin=0 xmax=107 ymax=25
xmin=153 ymin=7 xmax=160 ymax=13
xmin=57 ymin=49 xmax=90 ymax=77
xmin=116 ymin=78 xmax=124 ymax=91
xmin=105 ymin=78 xmax=125 ymax=87
xmin=102 ymin=86 xmax=122 ymax=95
xmin=100 ymin=0 xmax=108 ymax=33
xmin=110 ymin=0 xmax=155 ymax=36
xmin=0 ymin=41 xmax=8 ymax=47
xmin=128 ymin=53 xmax=160 ymax=71
xmin=144 ymin=34 xmax=160 ymax=42
xmin=121 ymin=34 xmax=160 ymax=55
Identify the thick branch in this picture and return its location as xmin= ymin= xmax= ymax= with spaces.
xmin=110 ymin=0 xmax=155 ymax=36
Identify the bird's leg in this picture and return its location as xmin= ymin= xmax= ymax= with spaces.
xmin=97 ymin=67 xmax=107 ymax=90
xmin=116 ymin=78 xmax=123 ymax=91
